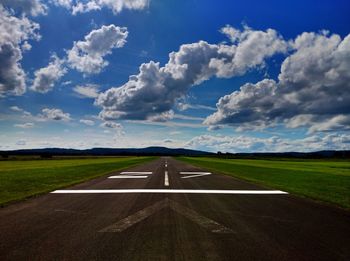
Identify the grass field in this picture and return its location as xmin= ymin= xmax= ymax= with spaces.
xmin=178 ymin=157 xmax=350 ymax=209
xmin=0 ymin=156 xmax=155 ymax=206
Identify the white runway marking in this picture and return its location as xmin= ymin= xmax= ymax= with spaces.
xmin=180 ymin=172 xmax=212 ymax=174
xmin=52 ymin=189 xmax=288 ymax=194
xmin=164 ymin=171 xmax=169 ymax=186
xmin=108 ymin=176 xmax=148 ymax=179
xmin=99 ymin=198 xmax=232 ymax=233
xmin=120 ymin=172 xmax=152 ymax=175
xmin=180 ymin=172 xmax=212 ymax=179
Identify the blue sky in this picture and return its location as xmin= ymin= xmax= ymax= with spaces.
xmin=0 ymin=0 xmax=350 ymax=152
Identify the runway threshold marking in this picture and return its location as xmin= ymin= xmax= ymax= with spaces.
xmin=51 ymin=189 xmax=288 ymax=194
xmin=108 ymin=171 xmax=153 ymax=179
xmin=99 ymin=198 xmax=233 ymax=233
xmin=120 ymin=172 xmax=152 ymax=175
xmin=109 ymin=176 xmax=148 ymax=179
xmin=180 ymin=172 xmax=212 ymax=179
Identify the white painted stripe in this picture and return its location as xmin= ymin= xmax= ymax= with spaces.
xmin=181 ymin=173 xmax=211 ymax=179
xmin=165 ymin=164 xmax=167 ymax=168
xmin=120 ymin=172 xmax=152 ymax=175
xmin=164 ymin=171 xmax=169 ymax=186
xmin=108 ymin=176 xmax=148 ymax=179
xmin=180 ymin=172 xmax=211 ymax=175
xmin=51 ymin=189 xmax=288 ymax=194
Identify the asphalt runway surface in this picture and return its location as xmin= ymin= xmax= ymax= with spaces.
xmin=0 ymin=157 xmax=349 ymax=260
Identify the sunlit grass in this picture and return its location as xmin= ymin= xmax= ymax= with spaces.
xmin=179 ymin=157 xmax=350 ymax=209
xmin=0 ymin=157 xmax=156 ymax=206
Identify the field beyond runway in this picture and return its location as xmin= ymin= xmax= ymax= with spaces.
xmin=179 ymin=157 xmax=350 ymax=209
xmin=0 ymin=157 xmax=349 ymax=260
xmin=0 ymin=156 xmax=155 ymax=206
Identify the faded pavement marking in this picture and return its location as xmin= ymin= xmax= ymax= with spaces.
xmin=98 ymin=198 xmax=233 ymax=233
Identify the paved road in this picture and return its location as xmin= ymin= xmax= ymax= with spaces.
xmin=0 ymin=157 xmax=349 ymax=260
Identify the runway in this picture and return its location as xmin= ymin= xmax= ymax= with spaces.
xmin=0 ymin=157 xmax=349 ymax=260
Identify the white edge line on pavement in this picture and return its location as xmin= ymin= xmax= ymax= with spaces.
xmin=51 ymin=189 xmax=288 ymax=194
xmin=108 ymin=176 xmax=148 ymax=179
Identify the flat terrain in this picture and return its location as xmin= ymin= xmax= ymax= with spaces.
xmin=179 ymin=157 xmax=350 ymax=209
xmin=0 ymin=156 xmax=154 ymax=206
xmin=0 ymin=157 xmax=349 ymax=260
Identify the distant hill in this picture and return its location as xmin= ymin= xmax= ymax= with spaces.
xmin=1 ymin=147 xmax=349 ymax=158
xmin=0 ymin=146 xmax=214 ymax=157
xmin=218 ymin=150 xmax=350 ymax=159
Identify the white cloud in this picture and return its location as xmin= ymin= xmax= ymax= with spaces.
xmin=173 ymin=113 xmax=204 ymax=121
xmin=0 ymin=0 xmax=47 ymax=16
xmin=10 ymin=106 xmax=23 ymax=112
xmin=177 ymin=102 xmax=216 ymax=111
xmin=62 ymin=80 xmax=72 ymax=86
xmin=100 ymin=121 xmax=122 ymax=129
xmin=73 ymin=84 xmax=99 ymax=98
xmin=51 ymin=0 xmax=72 ymax=9
xmin=205 ymin=31 xmax=350 ymax=133
xmin=14 ymin=122 xmax=34 ymax=128
xmin=100 ymin=120 xmax=124 ymax=136
xmin=186 ymin=133 xmax=350 ymax=153
xmin=31 ymin=55 xmax=67 ymax=93
xmin=80 ymin=119 xmax=95 ymax=126
xmin=52 ymin=0 xmax=149 ymax=15
xmin=96 ymin=26 xmax=287 ymax=121
xmin=41 ymin=108 xmax=71 ymax=121
xmin=67 ymin=24 xmax=128 ymax=74
xmin=0 ymin=6 xmax=40 ymax=96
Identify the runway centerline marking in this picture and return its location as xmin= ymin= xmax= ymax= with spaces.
xmin=164 ymin=171 xmax=169 ymax=186
xmin=51 ymin=189 xmax=288 ymax=194
xmin=108 ymin=176 xmax=148 ymax=179
xmin=180 ymin=172 xmax=212 ymax=179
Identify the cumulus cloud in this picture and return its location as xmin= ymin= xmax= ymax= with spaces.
xmin=100 ymin=121 xmax=124 ymax=136
xmin=205 ymin=31 xmax=350 ymax=132
xmin=96 ymin=26 xmax=287 ymax=121
xmin=0 ymin=0 xmax=47 ymax=16
xmin=40 ymin=108 xmax=71 ymax=121
xmin=0 ymin=6 xmax=40 ymax=96
xmin=31 ymin=55 xmax=67 ymax=93
xmin=67 ymin=24 xmax=128 ymax=74
xmin=204 ymin=79 xmax=279 ymax=129
xmin=80 ymin=119 xmax=95 ymax=126
xmin=73 ymin=84 xmax=99 ymax=98
xmin=100 ymin=121 xmax=122 ymax=129
xmin=14 ymin=122 xmax=34 ymax=128
xmin=186 ymin=133 xmax=350 ymax=153
xmin=52 ymin=0 xmax=149 ymax=15
xmin=10 ymin=106 xmax=23 ymax=112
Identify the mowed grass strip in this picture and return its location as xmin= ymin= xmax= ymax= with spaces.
xmin=178 ymin=157 xmax=350 ymax=209
xmin=0 ymin=157 xmax=155 ymax=206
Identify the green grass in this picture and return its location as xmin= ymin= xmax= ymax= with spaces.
xmin=0 ymin=156 xmax=155 ymax=206
xmin=178 ymin=157 xmax=350 ymax=209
